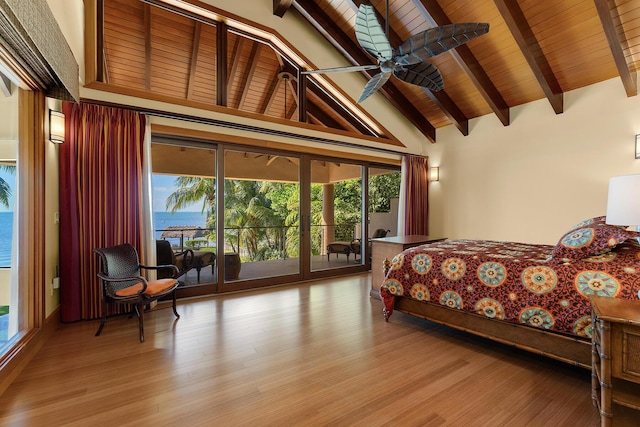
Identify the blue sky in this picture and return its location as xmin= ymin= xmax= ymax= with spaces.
xmin=0 ymin=171 xmax=202 ymax=213
xmin=152 ymin=174 xmax=204 ymax=212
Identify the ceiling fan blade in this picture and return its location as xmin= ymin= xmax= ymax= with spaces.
xmin=394 ymin=62 xmax=444 ymax=91
xmin=302 ymin=64 xmax=379 ymax=75
xmin=357 ymin=71 xmax=391 ymax=103
xmin=394 ymin=23 xmax=490 ymax=64
xmin=355 ymin=4 xmax=393 ymax=62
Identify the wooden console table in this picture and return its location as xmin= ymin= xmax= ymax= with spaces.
xmin=370 ymin=235 xmax=446 ymax=298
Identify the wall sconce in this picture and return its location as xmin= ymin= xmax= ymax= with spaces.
xmin=49 ymin=110 xmax=65 ymax=143
xmin=429 ymin=166 xmax=439 ymax=182
xmin=636 ymin=134 xmax=640 ymax=159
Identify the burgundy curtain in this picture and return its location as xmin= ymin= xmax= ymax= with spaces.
xmin=402 ymin=155 xmax=429 ymax=235
xmin=59 ymin=102 xmax=147 ymax=322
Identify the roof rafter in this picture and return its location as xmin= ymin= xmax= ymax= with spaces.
xmin=216 ymin=21 xmax=228 ymax=107
xmin=273 ymin=0 xmax=293 ymax=18
xmin=186 ymin=21 xmax=202 ymax=100
xmin=259 ymin=70 xmax=282 ymax=115
xmin=237 ymin=42 xmax=262 ymax=110
xmin=293 ymin=0 xmax=436 ymax=142
xmin=412 ymin=0 xmax=510 ymax=126
xmin=495 ymin=0 xmax=563 ymax=114
xmin=594 ymin=0 xmax=637 ymax=97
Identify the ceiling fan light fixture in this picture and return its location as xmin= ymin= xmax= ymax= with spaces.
xmin=303 ymin=3 xmax=490 ymax=103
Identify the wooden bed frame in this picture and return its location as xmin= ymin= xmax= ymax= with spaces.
xmin=381 ymin=260 xmax=592 ymax=369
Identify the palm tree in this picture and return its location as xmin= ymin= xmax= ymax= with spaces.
xmin=0 ymin=165 xmax=16 ymax=208
xmin=164 ymin=176 xmax=216 ymax=242
xmin=164 ymin=176 xmax=215 ymax=214
xmin=225 ymin=180 xmax=283 ymax=261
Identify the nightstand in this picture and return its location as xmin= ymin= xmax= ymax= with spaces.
xmin=590 ymin=295 xmax=640 ymax=426
xmin=370 ymin=235 xmax=446 ymax=298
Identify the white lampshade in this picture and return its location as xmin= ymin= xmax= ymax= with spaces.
xmin=605 ymin=174 xmax=640 ymax=226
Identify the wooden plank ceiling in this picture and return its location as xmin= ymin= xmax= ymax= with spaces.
xmin=100 ymin=0 xmax=640 ymax=144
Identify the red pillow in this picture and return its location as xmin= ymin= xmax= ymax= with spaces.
xmin=551 ymin=220 xmax=638 ymax=262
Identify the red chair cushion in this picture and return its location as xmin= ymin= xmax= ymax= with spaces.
xmin=115 ymin=278 xmax=178 ymax=297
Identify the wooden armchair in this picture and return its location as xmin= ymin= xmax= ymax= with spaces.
xmin=94 ymin=243 xmax=181 ymax=342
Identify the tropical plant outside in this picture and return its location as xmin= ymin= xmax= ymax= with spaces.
xmin=0 ymin=165 xmax=16 ymax=208
xmin=160 ymin=170 xmax=400 ymax=262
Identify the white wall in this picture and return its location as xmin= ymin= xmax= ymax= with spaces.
xmin=369 ymin=198 xmax=398 ymax=237
xmin=425 ymin=77 xmax=640 ymax=245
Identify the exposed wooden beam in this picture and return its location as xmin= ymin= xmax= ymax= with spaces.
xmin=260 ymin=70 xmax=283 ymax=115
xmin=186 ymin=21 xmax=202 ymax=100
xmin=216 ymin=21 xmax=228 ymax=106
xmin=273 ymin=0 xmax=293 ymax=17
xmin=297 ymin=71 xmax=307 ymax=123
xmin=350 ymin=0 xmax=468 ymax=136
xmin=294 ymin=0 xmax=436 ymax=142
xmin=238 ymin=43 xmax=262 ymax=110
xmin=494 ymin=0 xmax=563 ymax=114
xmin=594 ymin=0 xmax=637 ymax=97
xmin=306 ymin=80 xmax=375 ymax=136
xmin=97 ymin=0 xmax=104 ymax=82
xmin=306 ymin=104 xmax=347 ymax=130
xmin=413 ymin=0 xmax=510 ymax=126
xmin=227 ymin=36 xmax=244 ymax=96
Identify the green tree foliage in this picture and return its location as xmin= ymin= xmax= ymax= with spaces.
xmin=369 ymin=171 xmax=401 ymax=213
xmin=163 ymin=170 xmax=400 ymax=262
xmin=0 ymin=165 xmax=16 ymax=208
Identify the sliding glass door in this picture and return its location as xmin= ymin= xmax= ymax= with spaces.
xmin=151 ymin=142 xmax=217 ymax=295
xmin=222 ymin=149 xmax=300 ymax=290
xmin=309 ymin=159 xmax=364 ymax=272
xmin=150 ymin=136 xmax=399 ymax=294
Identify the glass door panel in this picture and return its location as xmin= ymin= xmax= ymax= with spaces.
xmin=310 ymin=159 xmax=363 ymax=271
xmin=0 ymin=151 xmax=16 ymax=352
xmin=151 ymin=143 xmax=217 ymax=289
xmin=368 ymin=167 xmax=401 ymax=238
xmin=223 ymin=149 xmax=300 ymax=283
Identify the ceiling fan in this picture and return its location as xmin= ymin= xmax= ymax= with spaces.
xmin=302 ymin=3 xmax=489 ymax=103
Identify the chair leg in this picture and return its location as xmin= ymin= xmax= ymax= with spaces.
xmin=135 ymin=303 xmax=145 ymax=343
xmin=172 ymin=291 xmax=180 ymax=318
xmin=95 ymin=301 xmax=107 ymax=337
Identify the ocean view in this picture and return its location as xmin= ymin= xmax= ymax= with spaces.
xmin=0 ymin=212 xmax=209 ymax=268
xmin=154 ymin=211 xmax=210 ymax=245
xmin=0 ymin=212 xmax=12 ymax=268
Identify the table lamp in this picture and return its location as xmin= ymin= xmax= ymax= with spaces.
xmin=606 ymin=174 xmax=640 ymax=300
xmin=606 ymin=174 xmax=640 ymax=229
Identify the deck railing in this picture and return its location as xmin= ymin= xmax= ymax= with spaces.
xmin=155 ymin=223 xmax=360 ymax=262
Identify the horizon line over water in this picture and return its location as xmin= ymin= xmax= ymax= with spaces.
xmin=0 ymin=212 xmax=211 ymax=268
xmin=154 ymin=211 xmax=209 ymax=245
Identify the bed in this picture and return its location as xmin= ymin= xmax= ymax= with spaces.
xmin=379 ymin=216 xmax=640 ymax=369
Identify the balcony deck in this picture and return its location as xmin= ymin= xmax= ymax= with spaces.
xmin=180 ymin=253 xmax=366 ymax=286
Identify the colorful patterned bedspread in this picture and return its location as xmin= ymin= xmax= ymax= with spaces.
xmin=380 ymin=239 xmax=640 ymax=339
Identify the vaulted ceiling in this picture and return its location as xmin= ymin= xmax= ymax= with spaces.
xmin=99 ymin=0 xmax=640 ymax=144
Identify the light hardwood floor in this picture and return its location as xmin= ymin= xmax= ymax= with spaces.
xmin=0 ymin=273 xmax=599 ymax=426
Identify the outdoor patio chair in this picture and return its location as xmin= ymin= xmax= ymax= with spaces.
xmin=156 ymin=239 xmax=195 ymax=279
xmin=94 ymin=243 xmax=181 ymax=342
xmin=350 ymin=228 xmax=390 ymax=262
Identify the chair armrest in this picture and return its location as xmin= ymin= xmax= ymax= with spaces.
xmin=141 ymin=264 xmax=180 ymax=276
xmin=174 ymin=249 xmax=195 ymax=268
xmin=97 ymin=272 xmax=148 ymax=295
